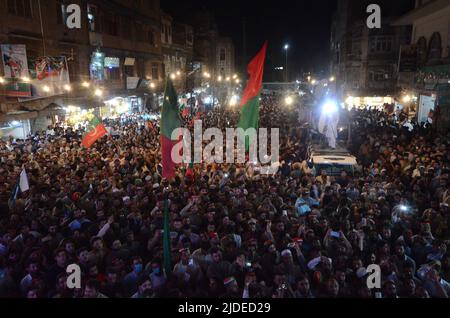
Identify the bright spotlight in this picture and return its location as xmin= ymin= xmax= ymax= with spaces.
xmin=22 ymin=76 xmax=30 ymax=83
xmin=322 ymin=99 xmax=338 ymax=115
xmin=229 ymin=95 xmax=238 ymax=107
xmin=170 ymin=74 xmax=176 ymax=80
xmin=329 ymin=76 xmax=335 ymax=82
xmin=402 ymin=95 xmax=411 ymax=103
xmin=94 ymin=89 xmax=103 ymax=97
xmin=399 ymin=205 xmax=409 ymax=212
xmin=346 ymin=96 xmax=354 ymax=105
xmin=0 ymin=77 xmax=5 ymax=84
xmin=149 ymin=82 xmax=156 ymax=89
xmin=204 ymin=96 xmax=212 ymax=104
xmin=285 ymin=96 xmax=294 ymax=106
xmin=64 ymin=84 xmax=71 ymax=92
xmin=43 ymin=85 xmax=50 ymax=92
xmin=82 ymin=81 xmax=90 ymax=88
xmin=284 ymin=44 xmax=289 ymax=50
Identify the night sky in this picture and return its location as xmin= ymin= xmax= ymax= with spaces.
xmin=162 ymin=0 xmax=416 ymax=80
xmin=162 ymin=0 xmax=338 ymax=79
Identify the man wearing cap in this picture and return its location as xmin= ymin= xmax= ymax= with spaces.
xmin=222 ymin=276 xmax=240 ymax=298
xmin=295 ymin=190 xmax=319 ymax=216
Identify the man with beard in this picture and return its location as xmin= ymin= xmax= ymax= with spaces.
xmin=131 ymin=275 xmax=154 ymax=298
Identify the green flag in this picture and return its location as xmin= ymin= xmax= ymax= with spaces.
xmin=238 ymin=41 xmax=268 ymax=150
xmin=163 ymin=199 xmax=172 ymax=276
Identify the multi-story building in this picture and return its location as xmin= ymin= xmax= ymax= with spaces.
xmin=161 ymin=11 xmax=194 ymax=91
xmin=0 ymin=0 xmax=163 ymax=136
xmin=393 ymin=0 xmax=450 ymax=130
xmin=330 ymin=0 xmax=414 ymax=108
xmin=214 ymin=37 xmax=235 ymax=79
xmin=186 ymin=9 xmax=236 ymax=85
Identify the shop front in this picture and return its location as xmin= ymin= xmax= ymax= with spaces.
xmin=344 ymin=95 xmax=394 ymax=110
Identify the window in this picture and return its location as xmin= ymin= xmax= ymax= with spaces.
xmin=148 ymin=29 xmax=155 ymax=45
xmin=220 ymin=49 xmax=226 ymax=61
xmin=7 ymin=0 xmax=32 ymax=18
xmin=370 ymin=36 xmax=393 ymax=53
xmin=152 ymin=63 xmax=159 ymax=80
xmin=417 ymin=37 xmax=427 ymax=66
xmin=187 ymin=32 xmax=193 ymax=44
xmin=428 ymin=32 xmax=442 ymax=60
xmin=164 ymin=24 xmax=169 ymax=43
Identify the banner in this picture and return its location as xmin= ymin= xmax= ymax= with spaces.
xmin=398 ymin=45 xmax=418 ymax=73
xmin=1 ymin=44 xmax=29 ymax=78
xmin=23 ymin=56 xmax=70 ymax=100
xmin=1 ymin=44 xmax=31 ymax=97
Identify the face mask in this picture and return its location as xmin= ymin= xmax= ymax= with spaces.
xmin=134 ymin=263 xmax=143 ymax=274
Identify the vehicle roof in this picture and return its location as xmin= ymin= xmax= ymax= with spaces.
xmin=311 ymin=154 xmax=357 ymax=165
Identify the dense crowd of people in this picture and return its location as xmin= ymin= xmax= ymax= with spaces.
xmin=0 ymin=94 xmax=449 ymax=298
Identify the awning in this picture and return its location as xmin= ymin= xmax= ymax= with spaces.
xmin=420 ymin=64 xmax=450 ymax=73
xmin=0 ymin=111 xmax=38 ymax=122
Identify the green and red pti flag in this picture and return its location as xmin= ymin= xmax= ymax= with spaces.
xmin=81 ymin=116 xmax=107 ymax=148
xmin=238 ymin=41 xmax=268 ymax=150
xmin=160 ymin=78 xmax=182 ymax=179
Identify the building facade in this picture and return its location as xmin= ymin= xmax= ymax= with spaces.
xmin=330 ymin=0 xmax=414 ymax=108
xmin=394 ymin=0 xmax=450 ymax=131
xmin=161 ymin=11 xmax=194 ymax=91
xmin=0 ymin=0 xmax=164 ymax=135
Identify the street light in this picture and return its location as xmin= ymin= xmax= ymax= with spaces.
xmin=322 ymin=99 xmax=338 ymax=115
xmin=285 ymin=96 xmax=294 ymax=106
xmin=284 ymin=44 xmax=289 ymax=82
xmin=94 ymin=88 xmax=103 ymax=97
